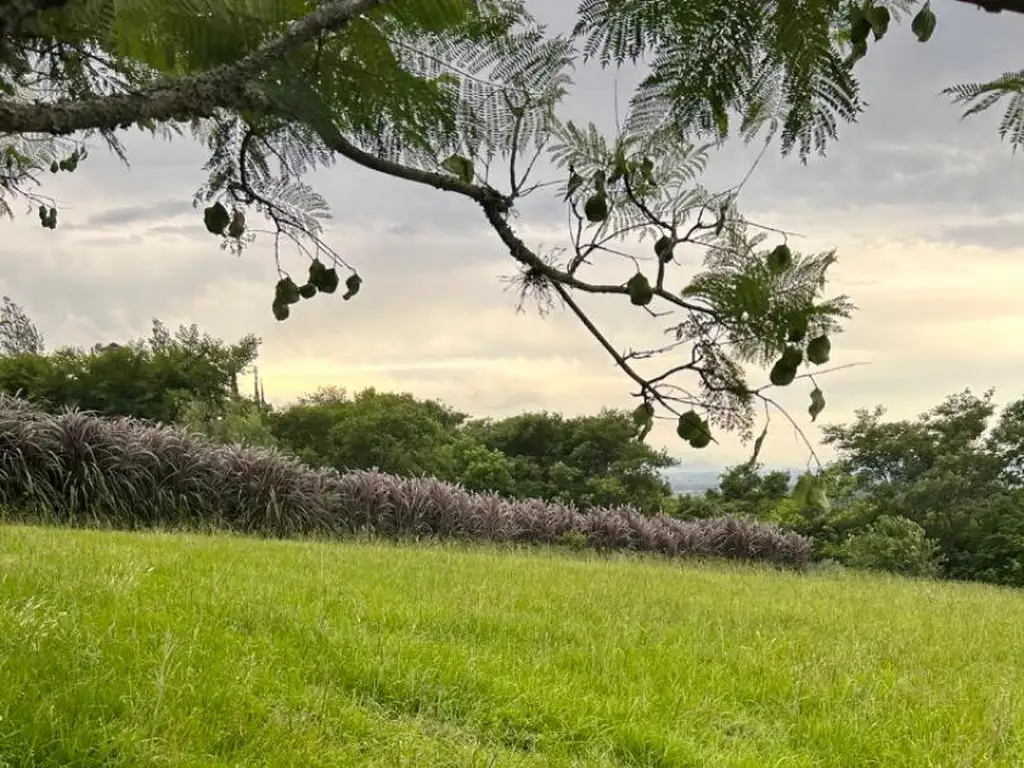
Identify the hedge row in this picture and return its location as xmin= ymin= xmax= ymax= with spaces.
xmin=0 ymin=396 xmax=811 ymax=567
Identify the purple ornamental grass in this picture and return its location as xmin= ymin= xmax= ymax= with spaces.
xmin=0 ymin=395 xmax=811 ymax=568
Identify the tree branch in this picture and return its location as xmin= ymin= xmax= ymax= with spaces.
xmin=955 ymin=0 xmax=1024 ymax=13
xmin=0 ymin=0 xmax=387 ymax=135
xmin=307 ymin=123 xmax=715 ymax=314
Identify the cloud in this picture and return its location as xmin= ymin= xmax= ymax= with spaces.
xmin=3 ymin=2 xmax=1024 ymax=471
xmin=934 ymin=219 xmax=1024 ymax=251
xmin=83 ymin=199 xmax=196 ymax=229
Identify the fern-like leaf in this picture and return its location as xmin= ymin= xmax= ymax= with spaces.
xmin=944 ymin=71 xmax=1024 ymax=151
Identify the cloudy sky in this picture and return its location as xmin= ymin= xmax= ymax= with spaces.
xmin=2 ymin=2 xmax=1023 ymax=470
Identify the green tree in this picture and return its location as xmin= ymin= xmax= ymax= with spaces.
xmin=986 ymin=396 xmax=1024 ymax=488
xmin=465 ymin=409 xmax=677 ymax=513
xmin=0 ymin=0 xmax=869 ymax=464
xmin=432 ymin=436 xmax=519 ymax=496
xmin=0 ymin=296 xmax=44 ymax=356
xmin=177 ymin=395 xmax=277 ymax=448
xmin=820 ymin=389 xmax=1024 ymax=585
xmin=709 ymin=462 xmax=792 ymax=517
xmin=837 ymin=515 xmax=943 ymax=578
xmin=270 ymin=387 xmax=467 ymax=476
xmin=6 ymin=0 xmax=1018 ymax=467
xmin=0 ymin=319 xmax=259 ymax=423
xmin=671 ymin=462 xmax=794 ymax=522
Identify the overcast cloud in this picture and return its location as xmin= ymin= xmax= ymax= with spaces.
xmin=3 ymin=2 xmax=1024 ymax=471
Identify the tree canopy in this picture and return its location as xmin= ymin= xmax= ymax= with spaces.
xmin=0 ymin=0 xmax=1017 ymax=472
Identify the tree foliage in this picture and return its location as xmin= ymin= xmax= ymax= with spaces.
xmin=837 ymin=514 xmax=943 ymax=578
xmin=464 ymin=410 xmax=677 ymax=513
xmin=0 ymin=0 xmax=855 ymax=468
xmin=0 ymin=295 xmax=44 ymax=356
xmin=0 ymin=316 xmax=260 ymax=423
xmin=811 ymin=389 xmax=1024 ymax=585
xmin=0 ymin=0 xmax=1019 ymax=475
xmin=270 ymin=389 xmax=679 ymax=514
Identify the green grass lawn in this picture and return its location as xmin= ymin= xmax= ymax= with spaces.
xmin=1 ymin=525 xmax=1022 ymax=767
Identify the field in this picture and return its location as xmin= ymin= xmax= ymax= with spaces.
xmin=1 ymin=525 xmax=1022 ymax=767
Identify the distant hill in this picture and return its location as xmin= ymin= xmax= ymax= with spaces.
xmin=661 ymin=468 xmax=722 ymax=495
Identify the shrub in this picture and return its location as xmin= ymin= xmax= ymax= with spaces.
xmin=837 ymin=515 xmax=943 ymax=578
xmin=0 ymin=396 xmax=812 ymax=569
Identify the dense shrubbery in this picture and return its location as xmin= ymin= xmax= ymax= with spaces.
xmin=0 ymin=396 xmax=811 ymax=568
xmin=836 ymin=515 xmax=943 ymax=578
xmin=689 ymin=390 xmax=1024 ymax=587
xmin=0 ymin=320 xmax=259 ymax=425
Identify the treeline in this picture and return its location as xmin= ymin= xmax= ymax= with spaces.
xmin=678 ymin=390 xmax=1024 ymax=587
xmin=0 ymin=300 xmax=1021 ymax=587
xmin=0 ymin=306 xmax=679 ymax=517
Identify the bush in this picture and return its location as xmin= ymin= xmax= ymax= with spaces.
xmin=837 ymin=515 xmax=943 ymax=578
xmin=0 ymin=395 xmax=812 ymax=569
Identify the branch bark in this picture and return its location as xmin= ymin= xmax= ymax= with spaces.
xmin=0 ymin=0 xmax=387 ymax=135
xmin=955 ymin=0 xmax=1024 ymax=13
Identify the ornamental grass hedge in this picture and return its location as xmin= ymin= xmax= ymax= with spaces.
xmin=0 ymin=395 xmax=811 ymax=568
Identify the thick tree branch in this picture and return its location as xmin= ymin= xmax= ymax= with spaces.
xmin=956 ymin=0 xmax=1024 ymax=13
xmin=315 ymin=122 xmax=504 ymax=206
xmin=0 ymin=0 xmax=387 ymax=135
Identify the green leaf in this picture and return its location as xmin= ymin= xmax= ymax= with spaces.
xmin=626 ymin=272 xmax=654 ymax=306
xmin=911 ymin=2 xmax=936 ymax=42
xmin=632 ymin=402 xmax=654 ymax=428
xmin=867 ymin=5 xmax=890 ymax=40
xmin=342 ymin=273 xmax=362 ymax=301
xmin=808 ymin=387 xmax=826 ymax=422
xmin=441 ymin=154 xmax=475 ymax=184
xmin=203 ymin=202 xmax=230 ymax=236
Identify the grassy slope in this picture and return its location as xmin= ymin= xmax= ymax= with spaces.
xmin=0 ymin=525 xmax=1022 ymax=767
